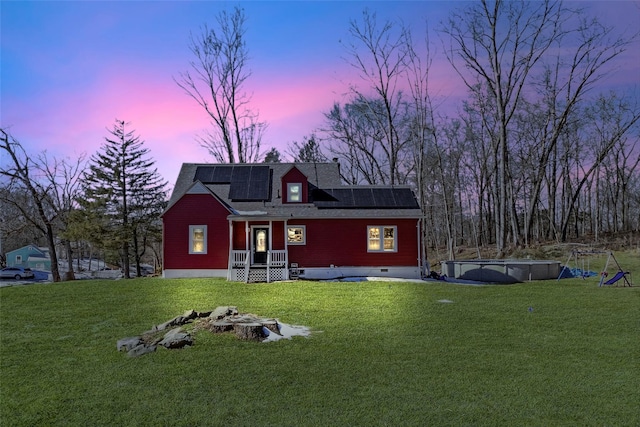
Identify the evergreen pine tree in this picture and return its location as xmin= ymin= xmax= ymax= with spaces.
xmin=79 ymin=120 xmax=167 ymax=278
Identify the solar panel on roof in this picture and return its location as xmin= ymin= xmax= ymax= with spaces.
xmin=227 ymin=165 xmax=271 ymax=201
xmin=372 ymin=188 xmax=395 ymax=207
xmin=249 ymin=165 xmax=270 ymax=183
xmin=231 ymin=166 xmax=250 ymax=182
xmin=194 ymin=166 xmax=237 ymax=183
xmin=335 ymin=189 xmax=355 ymax=207
xmin=314 ymin=189 xmax=339 ymax=207
xmin=313 ymin=187 xmax=419 ymax=209
xmin=310 ymin=187 xmax=338 ymax=202
xmin=193 ymin=165 xmax=272 ymax=200
xmin=194 ymin=166 xmax=214 ymax=183
xmin=394 ymin=188 xmax=419 ymax=208
xmin=247 ymin=179 xmax=270 ymax=200
xmin=212 ymin=166 xmax=233 ymax=183
xmin=229 ymin=180 xmax=248 ymax=199
xmin=353 ymin=189 xmax=375 ymax=207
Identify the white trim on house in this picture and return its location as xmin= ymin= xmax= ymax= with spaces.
xmin=250 ymin=225 xmax=271 ymax=265
xmin=367 ymin=225 xmax=398 ymax=253
xmin=187 ymin=181 xmax=213 ymax=195
xmin=286 ymin=225 xmax=306 ymax=245
xmin=163 ymin=269 xmax=228 ymax=279
xmin=164 ymin=265 xmax=420 ymax=281
xmin=189 ymin=225 xmax=207 ymax=254
xmin=297 ymin=265 xmax=421 ymax=280
xmin=287 ymin=183 xmax=302 ymax=202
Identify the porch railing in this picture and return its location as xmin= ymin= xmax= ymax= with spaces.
xmin=231 ymin=250 xmax=250 ymax=268
xmin=230 ymin=250 xmax=287 ymax=268
xmin=268 ymin=250 xmax=287 ymax=267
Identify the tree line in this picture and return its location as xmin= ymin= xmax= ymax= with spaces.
xmin=0 ymin=122 xmax=167 ymax=281
xmin=318 ymin=2 xmax=640 ymax=258
xmin=181 ymin=2 xmax=639 ymax=258
xmin=2 ymin=1 xmax=638 ymax=278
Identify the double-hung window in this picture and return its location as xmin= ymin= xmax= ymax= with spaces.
xmin=367 ymin=226 xmax=397 ymax=252
xmin=189 ymin=225 xmax=207 ymax=254
xmin=287 ymin=183 xmax=302 ymax=203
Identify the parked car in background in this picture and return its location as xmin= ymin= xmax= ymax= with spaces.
xmin=0 ymin=267 xmax=35 ymax=280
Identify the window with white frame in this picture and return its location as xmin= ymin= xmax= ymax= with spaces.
xmin=287 ymin=183 xmax=302 ymax=202
xmin=367 ymin=226 xmax=397 ymax=252
xmin=189 ymin=225 xmax=207 ymax=254
xmin=287 ymin=226 xmax=306 ymax=245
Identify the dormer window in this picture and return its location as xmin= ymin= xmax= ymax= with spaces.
xmin=282 ymin=166 xmax=308 ymax=204
xmin=287 ymin=183 xmax=302 ymax=203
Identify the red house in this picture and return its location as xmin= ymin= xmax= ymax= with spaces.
xmin=162 ymin=162 xmax=425 ymax=282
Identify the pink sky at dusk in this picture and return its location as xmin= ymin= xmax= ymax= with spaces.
xmin=2 ymin=1 xmax=638 ymax=186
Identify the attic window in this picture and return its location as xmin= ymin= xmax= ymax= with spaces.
xmin=287 ymin=183 xmax=302 ymax=203
xmin=367 ymin=226 xmax=397 ymax=252
xmin=189 ymin=225 xmax=207 ymax=254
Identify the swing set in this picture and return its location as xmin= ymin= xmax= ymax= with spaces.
xmin=598 ymin=252 xmax=632 ymax=287
xmin=557 ymin=249 xmax=632 ymax=287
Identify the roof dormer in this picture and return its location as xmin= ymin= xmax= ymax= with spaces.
xmin=281 ymin=166 xmax=309 ymax=204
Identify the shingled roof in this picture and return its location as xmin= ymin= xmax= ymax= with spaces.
xmin=167 ymin=162 xmax=422 ymax=219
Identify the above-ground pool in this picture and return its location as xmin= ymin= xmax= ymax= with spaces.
xmin=440 ymin=259 xmax=561 ymax=284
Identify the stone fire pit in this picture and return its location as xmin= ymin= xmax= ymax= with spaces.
xmin=117 ymin=306 xmax=311 ymax=357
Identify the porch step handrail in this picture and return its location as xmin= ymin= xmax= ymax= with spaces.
xmin=243 ymin=250 xmax=250 ymax=283
xmin=230 ymin=250 xmax=286 ymax=268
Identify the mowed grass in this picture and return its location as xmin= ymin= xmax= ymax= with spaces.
xmin=1 ymin=273 xmax=638 ymax=426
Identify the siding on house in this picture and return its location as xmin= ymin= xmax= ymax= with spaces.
xmin=232 ymin=222 xmax=246 ymax=250
xmin=272 ymin=221 xmax=285 ymax=250
xmin=6 ymin=245 xmax=51 ymax=271
xmin=287 ymin=218 xmax=419 ymax=268
xmin=162 ymin=193 xmax=231 ymax=270
xmin=281 ymin=166 xmax=309 ymax=204
xmin=236 ymin=221 xmax=286 ymax=251
xmin=163 ymin=162 xmax=424 ymax=280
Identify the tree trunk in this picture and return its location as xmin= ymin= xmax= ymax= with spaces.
xmin=119 ymin=239 xmax=129 ymax=279
xmin=211 ymin=322 xmax=234 ymax=333
xmin=234 ymin=323 xmax=265 ymax=341
xmin=45 ymin=225 xmax=61 ymax=283
xmin=64 ymin=240 xmax=75 ymax=281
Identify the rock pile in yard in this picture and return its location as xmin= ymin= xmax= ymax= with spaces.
xmin=117 ymin=306 xmax=294 ymax=357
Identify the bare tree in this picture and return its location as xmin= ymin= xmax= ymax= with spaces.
xmin=404 ymin=22 xmax=438 ymax=266
xmin=442 ymin=0 xmax=563 ymax=255
xmin=607 ymin=139 xmax=639 ymax=233
xmin=175 ymin=6 xmax=265 ymax=163
xmin=325 ymin=99 xmax=395 ymax=184
xmin=0 ymin=129 xmax=85 ymax=282
xmin=327 ymin=10 xmax=412 ymax=185
xmin=559 ymin=94 xmax=640 ymax=241
xmin=520 ymin=14 xmax=634 ymax=244
xmin=460 ymin=92 xmax=499 ymax=247
xmin=38 ymin=152 xmax=86 ymax=280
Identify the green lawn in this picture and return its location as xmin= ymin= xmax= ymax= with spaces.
xmin=1 ymin=275 xmax=638 ymax=426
